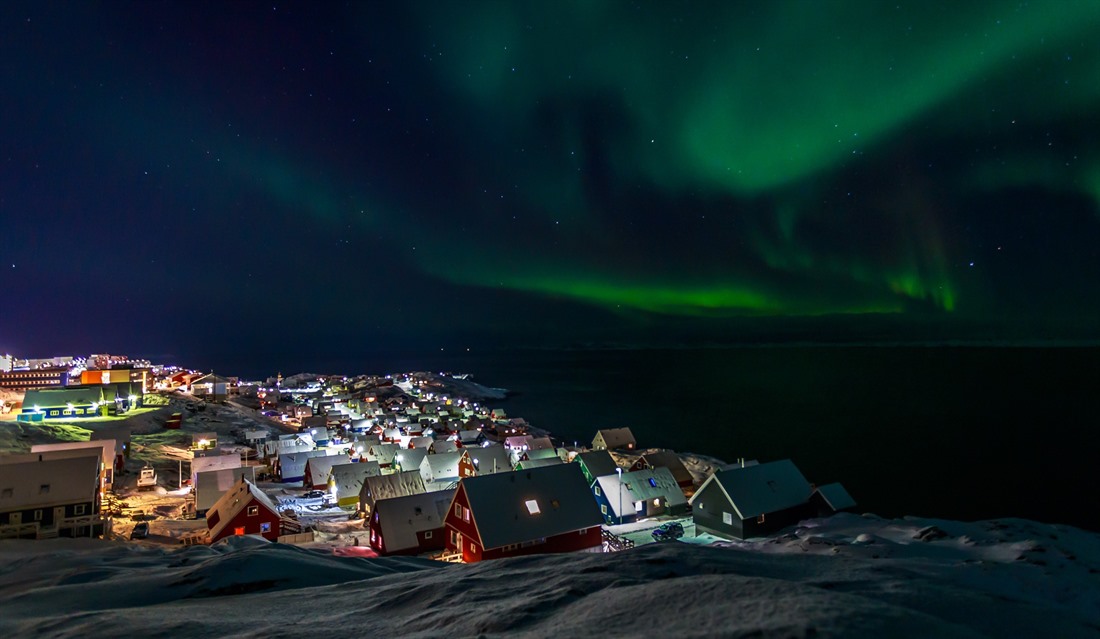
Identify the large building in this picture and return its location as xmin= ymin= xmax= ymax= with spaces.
xmin=0 ymin=454 xmax=104 ymax=539
xmin=0 ymin=367 xmax=70 ymax=391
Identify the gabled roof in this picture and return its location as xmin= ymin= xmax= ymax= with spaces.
xmin=459 ymin=464 xmax=603 ymax=550
xmin=456 ymin=430 xmax=482 ymax=443
xmin=22 ymin=386 xmax=106 ymax=409
xmin=523 ymin=448 xmax=560 ymax=461
xmin=595 ymin=427 xmax=636 ymax=449
xmin=305 ymin=455 xmax=346 ymax=487
xmin=421 ymin=451 xmax=463 ymax=482
xmin=430 ymin=440 xmax=459 ymax=454
xmin=463 ymin=447 xmax=512 ymax=475
xmin=408 ymin=436 xmax=434 ymax=450
xmin=331 ymin=461 xmax=381 ymax=499
xmin=691 ymin=459 xmax=812 ymax=520
xmin=192 ymin=454 xmax=242 ymax=478
xmin=195 ymin=467 xmax=252 ymax=512
xmin=207 ymin=479 xmax=279 ymax=540
xmin=0 ymin=455 xmax=99 ymax=511
xmin=514 ymin=457 xmax=563 ymax=470
xmin=575 ymin=450 xmax=618 ymax=479
xmin=639 ymin=451 xmax=693 ymax=486
xmin=813 ymin=483 xmax=857 ymax=512
xmin=361 ymin=471 xmax=426 ymax=503
xmin=30 ymin=439 xmax=115 ymax=465
xmin=527 ymin=437 xmax=554 ymax=451
xmin=594 ymin=466 xmax=687 ymax=519
xmin=504 ymin=435 xmax=533 ymax=450
xmin=395 ymin=448 xmax=428 ymax=472
xmin=367 ymin=443 xmax=401 ymax=465
xmin=374 ymin=489 xmax=455 ymax=553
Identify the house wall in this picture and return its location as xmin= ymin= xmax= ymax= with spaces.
xmin=210 ymin=499 xmax=281 ymax=544
xmin=739 ymin=503 xmax=811 ymax=538
xmin=443 ymin=487 xmax=480 ymax=562
xmin=368 ymin=513 xmax=446 ymax=556
xmin=0 ymin=500 xmax=97 ymax=527
xmin=691 ymin=482 xmax=744 ymax=539
xmin=480 ymin=526 xmax=602 ymax=562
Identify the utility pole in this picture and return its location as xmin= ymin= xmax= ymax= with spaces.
xmin=615 ymin=467 xmax=623 ymax=526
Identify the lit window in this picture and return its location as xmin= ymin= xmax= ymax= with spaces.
xmin=757 ymin=514 xmax=766 ymax=524
xmin=234 ymin=526 xmax=245 ymax=536
xmin=260 ymin=522 xmax=271 ymax=533
xmin=524 ymin=499 xmax=540 ymax=515
xmin=648 ymin=478 xmax=657 ymax=488
xmin=248 ymin=506 xmax=259 ymax=516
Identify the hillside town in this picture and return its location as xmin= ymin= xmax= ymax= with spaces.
xmin=0 ymin=352 xmax=856 ymax=560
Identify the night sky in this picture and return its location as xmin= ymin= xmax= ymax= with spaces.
xmin=2 ymin=2 xmax=1099 ymax=369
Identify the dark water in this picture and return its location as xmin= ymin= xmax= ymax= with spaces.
xmin=286 ymin=346 xmax=1100 ymax=531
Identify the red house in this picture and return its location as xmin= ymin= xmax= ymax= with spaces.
xmin=205 ymin=478 xmax=281 ymax=544
xmin=368 ymin=489 xmax=455 ymax=556
xmin=444 ymin=464 xmax=604 ymax=563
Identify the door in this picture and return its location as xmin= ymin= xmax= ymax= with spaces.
xmin=54 ymin=506 xmax=66 ymax=525
xmin=9 ymin=512 xmax=20 ymax=525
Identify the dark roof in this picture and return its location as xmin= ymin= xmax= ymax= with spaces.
xmin=22 ymin=386 xmax=106 ymax=408
xmin=813 ymin=483 xmax=857 ymax=512
xmin=460 ymin=464 xmax=603 ymax=550
xmin=641 ymin=451 xmax=693 ymax=485
xmin=575 ymin=450 xmax=618 ymax=478
xmin=696 ymin=459 xmax=812 ymax=519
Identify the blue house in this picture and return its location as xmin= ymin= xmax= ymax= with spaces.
xmin=592 ymin=466 xmax=689 ymax=525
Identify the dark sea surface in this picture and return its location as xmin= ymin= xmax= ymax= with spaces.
xmin=313 ymin=346 xmax=1100 ymax=532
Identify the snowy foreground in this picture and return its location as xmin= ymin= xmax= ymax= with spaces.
xmin=2 ymin=514 xmax=1097 ymax=638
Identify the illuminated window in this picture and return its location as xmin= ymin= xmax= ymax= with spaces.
xmin=757 ymin=514 xmax=766 ymax=524
xmin=524 ymin=499 xmax=540 ymax=515
xmin=234 ymin=526 xmax=246 ymax=536
xmin=248 ymin=506 xmax=259 ymax=516
xmin=260 ymin=522 xmax=271 ymax=533
xmin=648 ymin=478 xmax=657 ymax=488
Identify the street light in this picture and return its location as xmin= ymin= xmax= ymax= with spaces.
xmin=615 ymin=467 xmax=623 ymax=526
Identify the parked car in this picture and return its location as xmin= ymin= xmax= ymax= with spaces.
xmin=303 ymin=490 xmax=326 ymax=499
xmin=651 ymin=522 xmax=685 ymax=542
xmin=130 ymin=522 xmax=150 ymax=540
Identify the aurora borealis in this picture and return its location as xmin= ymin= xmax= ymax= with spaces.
xmin=2 ymin=1 xmax=1099 ymax=362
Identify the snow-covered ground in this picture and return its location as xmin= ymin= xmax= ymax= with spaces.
xmin=5 ymin=392 xmax=1100 ymax=636
xmin=1 ymin=513 xmax=1097 ymax=638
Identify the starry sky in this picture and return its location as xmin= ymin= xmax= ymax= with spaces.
xmin=2 ymin=1 xmax=1099 ymax=368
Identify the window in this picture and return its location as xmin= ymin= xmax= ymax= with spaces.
xmin=449 ymin=530 xmax=459 ymax=546
xmin=424 ymin=530 xmax=432 ymax=539
xmin=260 ymin=522 xmax=271 ymax=533
xmin=524 ymin=499 xmax=540 ymax=515
xmin=757 ymin=514 xmax=766 ymax=524
xmin=248 ymin=506 xmax=259 ymax=517
xmin=551 ymin=499 xmax=560 ymax=510
xmin=648 ymin=478 xmax=657 ymax=488
xmin=1 ymin=488 xmax=12 ymax=498
xmin=469 ymin=541 xmax=477 ymax=553
xmin=234 ymin=526 xmax=246 ymax=536
xmin=39 ymin=484 xmax=50 ymax=494
xmin=594 ymin=486 xmax=601 ymax=496
xmin=600 ymin=504 xmax=607 ymax=514
xmin=75 ymin=504 xmax=86 ymax=515
xmin=33 ymin=510 xmax=43 ymax=521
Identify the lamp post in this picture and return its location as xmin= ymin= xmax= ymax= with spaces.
xmin=615 ymin=467 xmax=623 ymax=526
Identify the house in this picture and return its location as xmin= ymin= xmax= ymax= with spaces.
xmin=394 ymin=448 xmax=428 ymax=474
xmin=18 ymin=386 xmax=108 ymax=421
xmin=444 ymin=464 xmax=604 ymax=563
xmin=381 ymin=428 xmax=403 ymax=443
xmin=429 ymin=440 xmax=459 ymax=455
xmin=191 ymin=453 xmax=242 ymax=487
xmin=456 ymin=430 xmax=482 ymax=446
xmin=0 ymin=454 xmax=103 ymax=539
xmin=489 ymin=408 xmax=507 ymax=421
xmin=631 ymin=451 xmax=695 ymax=496
xmin=360 ymin=471 xmax=426 ymax=515
xmin=503 ymin=435 xmax=533 ymax=452
xmin=592 ymin=427 xmax=636 ymax=451
xmin=458 ymin=446 xmax=512 ymax=478
xmin=278 ymin=450 xmax=326 ymax=483
xmin=195 ymin=467 xmax=253 ymax=515
xmin=368 ymin=489 xmax=455 ymax=556
xmin=366 ymin=443 xmax=402 ymax=469
xmin=302 ymin=415 xmax=328 ymax=431
xmin=190 ymin=373 xmax=233 ymax=401
xmin=809 ymin=483 xmax=857 ymax=518
xmin=689 ymin=459 xmax=814 ymax=539
xmin=408 ymin=436 xmax=434 ymax=450
xmin=330 ymin=461 xmax=382 ymax=508
xmin=420 ymin=451 xmax=463 ymax=489
xmin=513 ymin=457 xmax=563 ymax=471
xmin=527 ymin=437 xmax=554 ymax=451
xmin=573 ymin=450 xmax=619 ymax=486
xmin=592 ymin=466 xmax=689 ymax=525
xmin=205 ymin=478 xmax=281 ymax=544
xmin=30 ymin=440 xmax=118 ymax=491
xmin=304 ymin=454 xmax=347 ymax=490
